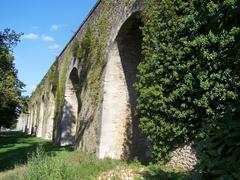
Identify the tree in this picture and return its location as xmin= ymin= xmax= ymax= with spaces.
xmin=0 ymin=28 xmax=24 ymax=129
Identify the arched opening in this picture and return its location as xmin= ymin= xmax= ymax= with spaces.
xmin=26 ymin=112 xmax=32 ymax=134
xmin=60 ymin=67 xmax=79 ymax=146
xmin=100 ymin=12 xmax=150 ymax=162
xmin=37 ymin=95 xmax=45 ymax=137
xmin=31 ymin=104 xmax=37 ymax=136
xmin=29 ymin=109 xmax=34 ymax=135
xmin=45 ymin=86 xmax=55 ymax=140
xmin=42 ymin=96 xmax=49 ymax=139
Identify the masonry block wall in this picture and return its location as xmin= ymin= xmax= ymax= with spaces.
xmin=17 ymin=0 xmax=197 ymax=167
xmin=17 ymin=0 xmax=150 ymax=160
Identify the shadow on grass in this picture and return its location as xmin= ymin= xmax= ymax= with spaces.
xmin=140 ymin=169 xmax=201 ymax=180
xmin=0 ymin=131 xmax=73 ymax=172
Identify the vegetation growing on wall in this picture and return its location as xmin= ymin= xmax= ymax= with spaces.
xmin=55 ymin=49 xmax=71 ymax=115
xmin=125 ymin=0 xmax=135 ymax=7
xmin=29 ymin=59 xmax=58 ymax=127
xmin=72 ymin=28 xmax=93 ymax=61
xmin=85 ymin=1 xmax=111 ymax=108
xmin=31 ymin=63 xmax=56 ymax=107
xmin=137 ymin=0 xmax=240 ymax=177
xmin=48 ymin=61 xmax=58 ymax=93
xmin=71 ymin=0 xmax=111 ymax=110
xmin=28 ymin=0 xmax=112 ymax=144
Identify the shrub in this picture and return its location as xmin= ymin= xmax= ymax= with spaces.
xmin=137 ymin=0 xmax=240 ymax=168
xmin=197 ymin=107 xmax=240 ymax=179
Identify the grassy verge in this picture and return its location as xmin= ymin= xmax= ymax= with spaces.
xmin=0 ymin=132 xmax=198 ymax=180
xmin=0 ymin=131 xmax=63 ymax=172
xmin=14 ymin=147 xmax=122 ymax=180
xmin=0 ymin=131 xmax=122 ymax=180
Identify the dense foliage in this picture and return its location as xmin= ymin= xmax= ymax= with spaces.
xmin=198 ymin=108 xmax=240 ymax=179
xmin=137 ymin=0 xmax=240 ymax=176
xmin=0 ymin=28 xmax=24 ymax=128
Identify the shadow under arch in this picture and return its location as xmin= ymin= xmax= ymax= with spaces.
xmin=45 ymin=85 xmax=56 ymax=140
xmin=60 ymin=67 xmax=80 ymax=146
xmin=117 ymin=12 xmax=151 ymax=163
xmin=31 ymin=103 xmax=37 ymax=136
xmin=99 ymin=11 xmax=151 ymax=163
xmin=37 ymin=94 xmax=45 ymax=138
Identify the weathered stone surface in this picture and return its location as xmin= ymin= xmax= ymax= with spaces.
xmin=167 ymin=144 xmax=198 ymax=170
xmin=16 ymin=0 xmax=198 ymax=167
xmin=17 ymin=0 xmax=147 ymax=161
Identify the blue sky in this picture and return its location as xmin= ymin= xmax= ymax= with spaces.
xmin=0 ymin=0 xmax=97 ymax=96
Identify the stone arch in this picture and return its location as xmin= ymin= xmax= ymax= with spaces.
xmin=26 ymin=112 xmax=31 ymax=134
xmin=99 ymin=12 xmax=150 ymax=161
xmin=45 ymin=85 xmax=56 ymax=140
xmin=29 ymin=108 xmax=34 ymax=135
xmin=24 ymin=113 xmax=28 ymax=133
xmin=42 ymin=95 xmax=49 ymax=139
xmin=60 ymin=67 xmax=79 ymax=146
xmin=31 ymin=103 xmax=37 ymax=135
xmin=37 ymin=95 xmax=45 ymax=137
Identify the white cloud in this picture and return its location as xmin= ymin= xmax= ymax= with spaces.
xmin=22 ymin=33 xmax=55 ymax=42
xmin=51 ymin=25 xmax=60 ymax=31
xmin=41 ymin=35 xmax=54 ymax=42
xmin=22 ymin=33 xmax=39 ymax=40
xmin=48 ymin=44 xmax=60 ymax=50
xmin=50 ymin=24 xmax=68 ymax=31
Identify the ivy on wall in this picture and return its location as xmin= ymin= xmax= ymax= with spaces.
xmin=71 ymin=0 xmax=111 ymax=110
xmin=137 ymin=0 xmax=240 ymax=177
xmin=86 ymin=1 xmax=111 ymax=108
xmin=55 ymin=48 xmax=71 ymax=116
xmin=28 ymin=0 xmax=112 ymax=145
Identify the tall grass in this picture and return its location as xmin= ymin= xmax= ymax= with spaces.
xmin=25 ymin=146 xmax=69 ymax=180
xmin=22 ymin=146 xmax=122 ymax=180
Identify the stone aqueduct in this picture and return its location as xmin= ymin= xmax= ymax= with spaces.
xmin=17 ymin=0 xmax=198 ymax=168
xmin=17 ymin=0 xmax=150 ymax=161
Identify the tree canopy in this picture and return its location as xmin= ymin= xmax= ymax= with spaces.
xmin=0 ymin=28 xmax=25 ymax=128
